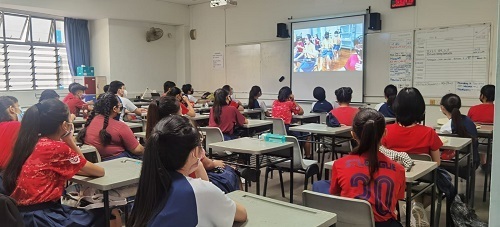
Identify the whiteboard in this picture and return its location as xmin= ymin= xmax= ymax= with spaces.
xmin=226 ymin=44 xmax=261 ymax=92
xmin=389 ymin=32 xmax=414 ymax=89
xmin=260 ymin=40 xmax=290 ymax=94
xmin=413 ymin=24 xmax=490 ymax=97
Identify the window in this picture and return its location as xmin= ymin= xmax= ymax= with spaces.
xmin=0 ymin=11 xmax=72 ymax=91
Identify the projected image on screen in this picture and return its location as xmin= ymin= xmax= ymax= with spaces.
xmin=293 ymin=24 xmax=363 ymax=72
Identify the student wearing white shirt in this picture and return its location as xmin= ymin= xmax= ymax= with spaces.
xmin=128 ymin=115 xmax=247 ymax=227
xmin=182 ymin=84 xmax=198 ymax=103
xmin=109 ymin=81 xmax=146 ymax=121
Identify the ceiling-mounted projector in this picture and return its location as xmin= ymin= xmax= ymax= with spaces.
xmin=210 ymin=0 xmax=237 ymax=8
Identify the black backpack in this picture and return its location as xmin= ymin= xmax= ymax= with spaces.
xmin=326 ymin=112 xmax=341 ymax=127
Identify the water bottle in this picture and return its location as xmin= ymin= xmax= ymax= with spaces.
xmin=260 ymin=133 xmax=286 ymax=143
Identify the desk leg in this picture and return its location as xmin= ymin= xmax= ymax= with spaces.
xmin=467 ymin=144 xmax=474 ymax=208
xmin=483 ymin=137 xmax=491 ymax=202
xmin=405 ymin=182 xmax=412 ymax=227
xmin=290 ymin=146 xmax=294 ymax=203
xmin=104 ymin=190 xmax=110 ymax=227
xmin=454 ymin=150 xmax=459 ymax=194
xmin=256 ymin=154 xmax=261 ymax=195
xmin=430 ymin=169 xmax=436 ymax=227
xmin=209 ymin=148 xmax=213 ymax=159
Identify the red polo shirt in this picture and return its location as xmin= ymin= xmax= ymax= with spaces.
xmin=63 ymin=93 xmax=85 ymax=115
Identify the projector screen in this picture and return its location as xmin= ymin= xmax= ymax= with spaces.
xmin=291 ymin=15 xmax=365 ymax=102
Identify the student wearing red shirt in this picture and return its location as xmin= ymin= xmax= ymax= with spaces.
xmin=329 ymin=109 xmax=405 ymax=226
xmin=62 ymin=83 xmax=93 ymax=115
xmin=0 ymin=96 xmax=21 ymax=171
xmin=468 ymin=84 xmax=495 ymax=170
xmin=382 ymin=87 xmax=442 ymax=165
xmin=209 ymin=88 xmax=248 ymax=141
xmin=166 ymin=87 xmax=196 ymax=117
xmin=223 ymin=85 xmax=244 ymax=111
xmin=2 ymin=99 xmax=107 ymax=226
xmin=330 ymin=87 xmax=359 ymax=126
xmin=77 ymin=93 xmax=144 ymax=161
xmin=272 ymin=86 xmax=312 ymax=158
xmin=468 ymin=84 xmax=495 ymax=124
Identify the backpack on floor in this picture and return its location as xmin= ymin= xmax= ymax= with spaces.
xmin=451 ymin=194 xmax=487 ymax=227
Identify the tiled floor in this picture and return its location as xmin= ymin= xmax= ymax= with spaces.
xmin=249 ymin=165 xmax=490 ymax=226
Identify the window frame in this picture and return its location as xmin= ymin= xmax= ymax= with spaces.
xmin=0 ymin=11 xmax=70 ymax=91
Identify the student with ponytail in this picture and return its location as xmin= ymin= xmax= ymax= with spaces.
xmin=330 ymin=87 xmax=358 ymax=126
xmin=210 ymin=88 xmax=248 ymax=141
xmin=128 ymin=115 xmax=247 ymax=227
xmin=78 ymin=92 xmax=144 ymax=161
xmin=376 ymin=85 xmax=397 ymax=118
xmin=439 ymin=93 xmax=479 ymax=168
xmin=166 ymin=86 xmax=196 ymax=117
xmin=0 ymin=96 xmax=22 ymax=170
xmin=330 ymin=109 xmax=405 ymax=227
xmin=2 ymin=99 xmax=106 ymax=226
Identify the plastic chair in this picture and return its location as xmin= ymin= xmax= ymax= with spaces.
xmin=199 ymin=127 xmax=230 ymax=156
xmin=263 ymin=136 xmax=320 ymax=197
xmin=270 ymin=118 xmax=287 ymax=135
xmin=302 ymin=190 xmax=375 ymax=227
xmin=81 ymin=145 xmax=101 ymax=163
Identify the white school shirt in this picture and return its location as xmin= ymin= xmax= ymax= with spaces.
xmin=439 ymin=118 xmax=453 ymax=134
xmin=118 ymin=97 xmax=138 ymax=121
xmin=187 ymin=94 xmax=198 ymax=103
xmin=374 ymin=102 xmax=384 ymax=111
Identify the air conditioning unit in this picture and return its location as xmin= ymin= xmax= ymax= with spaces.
xmin=210 ymin=0 xmax=237 ymax=8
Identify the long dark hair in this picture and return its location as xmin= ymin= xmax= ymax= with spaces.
xmin=278 ymin=86 xmax=293 ymax=102
xmin=351 ymin=108 xmax=386 ymax=182
xmin=3 ymin=99 xmax=69 ymax=194
xmin=384 ymin=85 xmax=397 ymax=107
xmin=39 ymin=90 xmax=60 ymax=102
xmin=440 ymin=93 xmax=470 ymax=138
xmin=213 ymin=88 xmax=229 ymax=125
xmin=77 ymin=92 xmax=119 ymax=146
xmin=146 ymin=96 xmax=180 ymax=139
xmin=0 ymin=96 xmax=15 ymax=122
xmin=335 ymin=87 xmax=353 ymax=103
xmin=128 ymin=115 xmax=201 ymax=227
xmin=248 ymin=86 xmax=262 ymax=109
xmin=166 ymin=87 xmax=182 ymax=97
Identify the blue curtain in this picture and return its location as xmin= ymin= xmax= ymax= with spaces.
xmin=64 ymin=18 xmax=90 ymax=76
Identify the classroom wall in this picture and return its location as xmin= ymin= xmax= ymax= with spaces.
xmin=89 ymin=19 xmax=111 ymax=79
xmin=189 ymin=0 xmax=498 ymax=125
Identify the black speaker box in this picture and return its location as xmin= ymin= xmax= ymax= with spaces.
xmin=277 ymin=23 xmax=290 ymax=38
xmin=368 ymin=13 xmax=382 ymax=31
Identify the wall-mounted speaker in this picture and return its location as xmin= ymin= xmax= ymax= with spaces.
xmin=190 ymin=29 xmax=197 ymax=40
xmin=368 ymin=13 xmax=381 ymax=31
xmin=277 ymin=23 xmax=290 ymax=38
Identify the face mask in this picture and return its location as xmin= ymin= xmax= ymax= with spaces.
xmin=16 ymin=109 xmax=24 ymax=122
xmin=123 ymin=90 xmax=128 ymax=97
xmin=62 ymin=123 xmax=74 ymax=138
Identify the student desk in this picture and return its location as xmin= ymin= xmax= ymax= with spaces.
xmin=440 ymin=136 xmax=474 ymax=206
xmin=71 ymin=158 xmax=141 ymax=227
xmin=208 ymin=138 xmax=294 ymax=202
xmin=241 ymin=119 xmax=273 ymax=136
xmin=74 ymin=117 xmax=86 ymax=124
xmin=195 ymin=106 xmax=211 ymax=114
xmin=131 ymin=101 xmax=150 ymax=106
xmin=124 ymin=122 xmax=143 ymax=133
xmin=292 ymin=113 xmax=321 ymax=125
xmin=242 ymin=109 xmax=265 ymax=120
xmin=288 ymin=124 xmax=351 ymax=179
xmin=228 ymin=190 xmax=337 ymax=227
xmin=324 ymin=160 xmax=438 ymax=227
xmin=385 ymin=117 xmax=396 ymax=124
xmin=188 ymin=113 xmax=210 ymax=126
xmin=134 ymin=132 xmax=146 ymax=139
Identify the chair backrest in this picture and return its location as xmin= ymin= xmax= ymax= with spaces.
xmin=302 ymin=190 xmax=375 ymax=227
xmin=270 ymin=118 xmax=287 ymax=135
xmin=319 ymin=112 xmax=327 ymax=124
xmin=81 ymin=145 xmax=101 ymax=163
xmin=408 ymin=153 xmax=432 ymax=161
xmin=199 ymin=127 xmax=225 ymax=155
xmin=266 ymin=136 xmax=305 ymax=169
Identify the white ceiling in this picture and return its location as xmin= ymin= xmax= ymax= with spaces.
xmin=157 ymin=0 xmax=211 ymax=5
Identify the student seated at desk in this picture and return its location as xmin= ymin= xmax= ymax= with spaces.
xmin=162 ymin=81 xmax=176 ymax=96
xmin=439 ymin=94 xmax=479 ymax=172
xmin=375 ymin=85 xmax=397 ymax=118
xmin=39 ymin=90 xmax=60 ymax=102
xmin=311 ymin=86 xmax=334 ymax=113
xmin=182 ymin=84 xmax=206 ymax=104
xmin=330 ymin=87 xmax=358 ymax=126
xmin=0 ymin=96 xmax=21 ymax=171
xmin=77 ymin=93 xmax=144 ymax=161
xmin=63 ymin=83 xmax=93 ymax=115
xmin=128 ymin=115 xmax=247 ymax=227
xmin=2 ymin=99 xmax=108 ymax=226
xmin=330 ymin=109 xmax=405 ymax=227
xmin=166 ymin=87 xmax=196 ymax=117
xmin=382 ymin=87 xmax=442 ymax=165
xmin=468 ymin=84 xmax=495 ymax=124
xmin=209 ymin=89 xmax=248 ymax=141
xmin=147 ymin=96 xmax=240 ymax=193
xmin=109 ymin=81 xmax=146 ymax=121
xmin=223 ymin=85 xmax=244 ymax=111
xmin=248 ymin=86 xmax=270 ymax=117
xmin=272 ymin=86 xmax=312 ymax=158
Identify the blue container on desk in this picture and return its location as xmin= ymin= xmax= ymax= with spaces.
xmin=77 ymin=66 xmax=95 ymax=76
xmin=260 ymin=133 xmax=286 ymax=143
